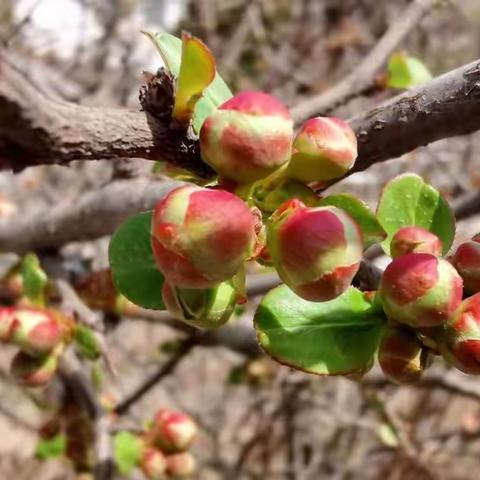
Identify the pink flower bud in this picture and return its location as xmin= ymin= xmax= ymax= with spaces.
xmin=287 ymin=117 xmax=357 ymax=184
xmin=140 ymin=447 xmax=167 ymax=480
xmin=0 ymin=307 xmax=64 ymax=356
xmin=148 ymin=410 xmax=197 ymax=453
xmin=151 ymin=186 xmax=257 ymax=288
xmin=200 ymin=91 xmax=293 ymax=183
xmin=267 ymin=200 xmax=363 ymax=301
xmin=378 ymin=327 xmax=428 ymax=383
xmin=165 ymin=452 xmax=196 ymax=479
xmin=379 ymin=253 xmax=463 ymax=327
xmin=10 ymin=351 xmax=58 ymax=387
xmin=162 ymin=280 xmax=237 ymax=329
xmin=439 ymin=293 xmax=480 ymax=374
xmin=450 ymin=234 xmax=480 ymax=294
xmin=390 ymin=226 xmax=442 ymax=258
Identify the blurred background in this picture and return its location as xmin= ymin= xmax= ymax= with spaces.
xmin=1 ymin=0 xmax=480 ymax=479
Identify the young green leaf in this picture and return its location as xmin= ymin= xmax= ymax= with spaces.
xmin=376 ymin=173 xmax=455 ymax=256
xmin=254 ymin=286 xmax=385 ymax=376
xmin=386 ymin=52 xmax=432 ymax=89
xmin=74 ymin=325 xmax=101 ymax=361
xmin=143 ymin=31 xmax=233 ymax=132
xmin=173 ymin=33 xmax=216 ymax=123
xmin=319 ymin=194 xmax=386 ymax=249
xmin=21 ymin=253 xmax=47 ymax=306
xmin=113 ymin=431 xmax=143 ymax=475
xmin=108 ymin=212 xmax=165 ymax=310
xmin=35 ymin=434 xmax=66 ymax=459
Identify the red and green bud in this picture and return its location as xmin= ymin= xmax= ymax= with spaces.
xmin=267 ymin=200 xmax=363 ymax=301
xmin=151 ymin=185 xmax=258 ymax=288
xmin=148 ymin=410 xmax=197 ymax=453
xmin=10 ymin=351 xmax=58 ymax=387
xmin=140 ymin=447 xmax=167 ymax=480
xmin=390 ymin=226 xmax=442 ymax=258
xmin=450 ymin=234 xmax=480 ymax=294
xmin=379 ymin=253 xmax=463 ymax=327
xmin=287 ymin=116 xmax=357 ymax=185
xmin=0 ymin=307 xmax=64 ymax=356
xmin=165 ymin=452 xmax=196 ymax=479
xmin=378 ymin=327 xmax=428 ymax=383
xmin=162 ymin=279 xmax=237 ymax=329
xmin=439 ymin=293 xmax=480 ymax=374
xmin=199 ymin=91 xmax=293 ymax=184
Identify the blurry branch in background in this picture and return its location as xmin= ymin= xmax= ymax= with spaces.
xmin=290 ymin=0 xmax=440 ymax=122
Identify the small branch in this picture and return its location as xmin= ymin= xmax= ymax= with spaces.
xmin=290 ymin=0 xmax=439 ymax=122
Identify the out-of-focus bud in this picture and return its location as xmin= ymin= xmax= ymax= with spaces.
xmin=390 ymin=226 xmax=442 ymax=258
xmin=267 ymin=200 xmax=363 ymax=301
xmin=287 ymin=116 xmax=357 ymax=185
xmin=10 ymin=351 xmax=58 ymax=387
xmin=140 ymin=447 xmax=167 ymax=480
xmin=378 ymin=327 xmax=429 ymax=383
xmin=151 ymin=186 xmax=257 ymax=288
xmin=450 ymin=234 xmax=480 ymax=294
xmin=439 ymin=293 xmax=480 ymax=374
xmin=379 ymin=253 xmax=463 ymax=327
xmin=0 ymin=307 xmax=65 ymax=356
xmin=165 ymin=452 xmax=196 ymax=479
xmin=162 ymin=279 xmax=237 ymax=329
xmin=200 ymin=91 xmax=293 ymax=183
xmin=148 ymin=410 xmax=197 ymax=453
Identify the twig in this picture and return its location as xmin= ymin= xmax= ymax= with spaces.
xmin=290 ymin=0 xmax=440 ymax=122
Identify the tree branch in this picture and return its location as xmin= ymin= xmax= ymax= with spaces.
xmin=290 ymin=0 xmax=440 ymax=122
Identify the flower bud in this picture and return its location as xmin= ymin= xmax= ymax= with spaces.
xmin=148 ymin=410 xmax=197 ymax=453
xmin=0 ymin=307 xmax=64 ymax=356
xmin=140 ymin=447 xmax=167 ymax=480
xmin=10 ymin=351 xmax=58 ymax=387
xmin=165 ymin=452 xmax=196 ymax=479
xmin=378 ymin=327 xmax=428 ymax=383
xmin=390 ymin=226 xmax=442 ymax=258
xmin=267 ymin=200 xmax=363 ymax=301
xmin=439 ymin=293 xmax=480 ymax=374
xmin=162 ymin=279 xmax=237 ymax=329
xmin=379 ymin=253 xmax=463 ymax=327
xmin=151 ymin=186 xmax=258 ymax=288
xmin=200 ymin=91 xmax=293 ymax=183
xmin=450 ymin=234 xmax=480 ymax=294
xmin=287 ymin=117 xmax=357 ymax=184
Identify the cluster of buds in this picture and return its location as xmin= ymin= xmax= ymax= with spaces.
xmin=135 ymin=409 xmax=197 ymax=479
xmin=0 ymin=307 xmax=70 ymax=387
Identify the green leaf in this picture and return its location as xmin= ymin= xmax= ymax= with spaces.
xmin=254 ymin=286 xmax=385 ymax=376
xmin=378 ymin=423 xmax=399 ymax=447
xmin=21 ymin=253 xmax=47 ymax=306
xmin=386 ymin=52 xmax=432 ymax=89
xmin=319 ymin=194 xmax=386 ymax=249
xmin=376 ymin=173 xmax=455 ymax=256
xmin=113 ymin=432 xmax=143 ymax=475
xmin=173 ymin=33 xmax=216 ymax=123
xmin=143 ymin=31 xmax=233 ymax=132
xmin=74 ymin=326 xmax=101 ymax=361
xmin=108 ymin=212 xmax=165 ymax=310
xmin=35 ymin=434 xmax=66 ymax=460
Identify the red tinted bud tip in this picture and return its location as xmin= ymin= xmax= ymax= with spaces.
xmin=390 ymin=226 xmax=442 ymax=258
xmin=148 ymin=409 xmax=197 ymax=453
xmin=439 ymin=293 xmax=480 ymax=374
xmin=287 ymin=116 xmax=357 ymax=184
xmin=140 ymin=447 xmax=166 ymax=480
xmin=165 ymin=452 xmax=196 ymax=479
xmin=378 ymin=327 xmax=428 ymax=384
xmin=10 ymin=351 xmax=58 ymax=388
xmin=379 ymin=253 xmax=463 ymax=327
xmin=151 ymin=185 xmax=258 ymax=288
xmin=200 ymin=91 xmax=293 ymax=183
xmin=267 ymin=202 xmax=363 ymax=302
xmin=450 ymin=234 xmax=480 ymax=294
